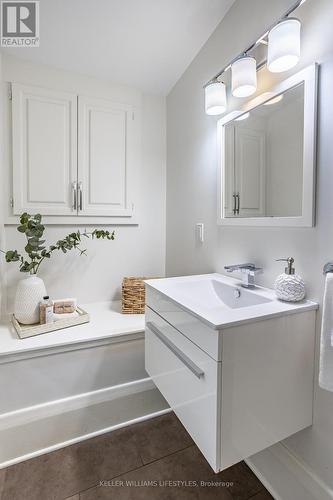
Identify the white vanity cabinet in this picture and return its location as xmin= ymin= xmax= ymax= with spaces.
xmin=11 ymin=83 xmax=138 ymax=221
xmin=145 ymin=277 xmax=317 ymax=473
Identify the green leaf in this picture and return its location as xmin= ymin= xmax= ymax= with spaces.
xmin=5 ymin=250 xmax=20 ymax=262
xmin=24 ymin=243 xmax=34 ymax=254
xmin=20 ymin=213 xmax=30 ymax=225
xmin=28 ymin=240 xmax=40 ymax=248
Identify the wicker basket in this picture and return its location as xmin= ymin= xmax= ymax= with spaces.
xmin=122 ymin=277 xmax=152 ymax=314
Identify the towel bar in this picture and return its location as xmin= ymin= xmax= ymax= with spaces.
xmin=323 ymin=262 xmax=333 ymax=274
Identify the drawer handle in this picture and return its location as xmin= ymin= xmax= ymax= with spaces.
xmin=147 ymin=321 xmax=204 ymax=379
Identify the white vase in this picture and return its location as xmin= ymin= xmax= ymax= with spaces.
xmin=14 ymin=275 xmax=46 ymax=325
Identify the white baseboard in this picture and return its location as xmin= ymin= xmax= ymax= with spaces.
xmin=0 ymin=378 xmax=171 ymax=469
xmin=0 ymin=377 xmax=155 ymax=430
xmin=246 ymin=442 xmax=333 ymax=500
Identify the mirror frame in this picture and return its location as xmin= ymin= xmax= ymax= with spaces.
xmin=217 ymin=64 xmax=318 ymax=227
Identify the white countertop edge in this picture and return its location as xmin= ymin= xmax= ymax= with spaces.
xmin=145 ymin=274 xmax=319 ymax=330
xmin=0 ymin=328 xmax=145 ymax=361
xmin=0 ymin=301 xmax=145 ymax=359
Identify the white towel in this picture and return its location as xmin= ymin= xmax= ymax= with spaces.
xmin=319 ymin=273 xmax=333 ymax=391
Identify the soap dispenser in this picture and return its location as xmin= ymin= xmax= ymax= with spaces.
xmin=274 ymin=257 xmax=306 ymax=302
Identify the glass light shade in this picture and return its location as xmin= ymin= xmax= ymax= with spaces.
xmin=267 ymin=18 xmax=301 ymax=73
xmin=232 ymin=56 xmax=257 ymax=98
xmin=205 ymin=81 xmax=227 ymax=115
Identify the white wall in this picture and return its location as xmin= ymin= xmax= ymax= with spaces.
xmin=166 ymin=0 xmax=333 ymax=494
xmin=1 ymin=55 xmax=166 ymax=308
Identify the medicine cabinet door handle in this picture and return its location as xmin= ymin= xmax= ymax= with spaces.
xmin=72 ymin=182 xmax=77 ymax=211
xmin=236 ymin=193 xmax=240 ymax=215
xmin=78 ymin=182 xmax=83 ymax=211
xmin=233 ymin=193 xmax=237 ymax=215
xmin=146 ymin=321 xmax=205 ymax=379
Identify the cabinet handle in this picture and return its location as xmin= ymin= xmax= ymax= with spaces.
xmin=78 ymin=182 xmax=83 ymax=211
xmin=72 ymin=182 xmax=77 ymax=211
xmin=232 ymin=193 xmax=236 ymax=215
xmin=147 ymin=321 xmax=205 ymax=379
xmin=236 ymin=193 xmax=240 ymax=215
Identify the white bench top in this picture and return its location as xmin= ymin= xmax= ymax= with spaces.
xmin=0 ymin=301 xmax=145 ymax=359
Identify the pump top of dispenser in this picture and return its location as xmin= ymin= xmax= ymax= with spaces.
xmin=276 ymin=257 xmax=295 ymax=275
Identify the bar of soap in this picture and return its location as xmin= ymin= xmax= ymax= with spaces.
xmin=53 ymin=298 xmax=77 ymax=314
xmin=53 ymin=311 xmax=79 ymax=321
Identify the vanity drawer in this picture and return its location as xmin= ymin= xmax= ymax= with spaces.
xmin=145 ymin=307 xmax=220 ymax=471
xmin=145 ymin=285 xmax=221 ymax=361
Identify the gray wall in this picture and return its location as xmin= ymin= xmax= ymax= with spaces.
xmin=166 ymin=0 xmax=333 ymax=490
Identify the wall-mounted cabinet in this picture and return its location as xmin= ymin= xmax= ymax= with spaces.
xmin=78 ymin=96 xmax=135 ymax=217
xmin=145 ymin=277 xmax=317 ymax=473
xmin=12 ymin=84 xmax=77 ymax=216
xmin=10 ymin=83 xmax=139 ymax=223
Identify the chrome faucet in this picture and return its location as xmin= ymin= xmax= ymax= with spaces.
xmin=224 ymin=263 xmax=263 ymax=289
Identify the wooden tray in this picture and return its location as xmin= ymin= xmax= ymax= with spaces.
xmin=12 ymin=307 xmax=90 ymax=339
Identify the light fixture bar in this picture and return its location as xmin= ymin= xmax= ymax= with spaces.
xmin=204 ymin=0 xmax=306 ymax=88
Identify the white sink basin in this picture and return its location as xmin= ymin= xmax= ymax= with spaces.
xmin=172 ymin=278 xmax=272 ymax=310
xmin=145 ymin=273 xmax=317 ymax=329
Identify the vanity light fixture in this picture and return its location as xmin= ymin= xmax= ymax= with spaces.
xmin=204 ymin=0 xmax=306 ymax=115
xmin=235 ymin=112 xmax=250 ymax=121
xmin=267 ymin=18 xmax=301 ymax=73
xmin=232 ymin=56 xmax=257 ymax=98
xmin=204 ymin=80 xmax=227 ymax=115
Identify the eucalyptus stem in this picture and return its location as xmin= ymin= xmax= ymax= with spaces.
xmin=1 ymin=213 xmax=115 ymax=274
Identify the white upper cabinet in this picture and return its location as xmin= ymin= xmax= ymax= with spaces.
xmin=11 ymin=84 xmax=138 ymax=222
xmin=12 ymin=83 xmax=77 ymax=216
xmin=78 ymin=96 xmax=135 ymax=217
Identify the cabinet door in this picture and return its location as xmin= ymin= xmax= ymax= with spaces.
xmin=12 ymin=84 xmax=77 ymax=215
xmin=235 ymin=128 xmax=266 ymax=217
xmin=78 ymin=96 xmax=136 ymax=217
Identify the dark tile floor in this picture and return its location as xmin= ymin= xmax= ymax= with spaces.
xmin=0 ymin=412 xmax=274 ymax=500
